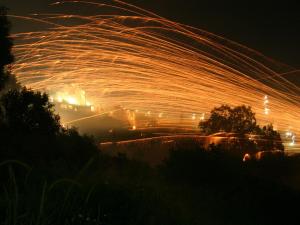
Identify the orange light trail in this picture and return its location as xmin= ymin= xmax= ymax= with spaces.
xmin=10 ymin=0 xmax=300 ymax=144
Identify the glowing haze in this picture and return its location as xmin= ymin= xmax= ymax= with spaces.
xmin=10 ymin=1 xmax=299 ymax=144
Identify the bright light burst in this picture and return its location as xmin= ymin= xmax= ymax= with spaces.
xmin=286 ymin=131 xmax=296 ymax=146
xmin=10 ymin=0 xmax=300 ymax=140
xmin=49 ymin=85 xmax=92 ymax=106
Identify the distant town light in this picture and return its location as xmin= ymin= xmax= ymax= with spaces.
xmin=192 ymin=113 xmax=196 ymax=120
xmin=263 ymin=95 xmax=270 ymax=115
xmin=200 ymin=113 xmax=205 ymax=121
xmin=243 ymin=153 xmax=251 ymax=162
xmin=66 ymin=96 xmax=77 ymax=105
xmin=57 ymin=96 xmax=63 ymax=102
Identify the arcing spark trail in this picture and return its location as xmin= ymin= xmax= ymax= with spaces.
xmin=11 ymin=0 xmax=299 ymax=142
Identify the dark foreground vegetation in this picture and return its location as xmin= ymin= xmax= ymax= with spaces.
xmin=1 ymin=6 xmax=300 ymax=225
xmin=2 ymin=142 xmax=300 ymax=225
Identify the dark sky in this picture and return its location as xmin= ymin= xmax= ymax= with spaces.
xmin=2 ymin=0 xmax=300 ymax=68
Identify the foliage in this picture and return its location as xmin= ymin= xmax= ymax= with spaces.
xmin=256 ymin=124 xmax=284 ymax=151
xmin=0 ymin=6 xmax=14 ymax=90
xmin=0 ymin=87 xmax=61 ymax=135
xmin=0 ymin=6 xmax=297 ymax=225
xmin=1 ymin=147 xmax=300 ymax=225
xmin=162 ymin=144 xmax=244 ymax=186
xmin=199 ymin=105 xmax=257 ymax=135
xmin=0 ymin=5 xmax=98 ymax=170
xmin=199 ymin=104 xmax=284 ymax=151
xmin=0 ymin=128 xmax=99 ymax=172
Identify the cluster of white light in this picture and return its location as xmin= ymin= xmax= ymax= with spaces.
xmin=286 ymin=131 xmax=296 ymax=146
xmin=192 ymin=113 xmax=196 ymax=120
xmin=191 ymin=113 xmax=206 ymax=121
xmin=48 ymin=88 xmax=96 ymax=112
xmin=200 ymin=113 xmax=205 ymax=121
xmin=49 ymin=87 xmax=95 ymax=108
xmin=264 ymin=95 xmax=270 ymax=115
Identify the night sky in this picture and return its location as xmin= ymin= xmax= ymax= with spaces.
xmin=2 ymin=0 xmax=300 ymax=68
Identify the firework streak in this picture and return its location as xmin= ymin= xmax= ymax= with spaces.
xmin=11 ymin=0 xmax=300 ymax=142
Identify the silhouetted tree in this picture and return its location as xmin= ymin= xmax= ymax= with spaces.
xmin=199 ymin=105 xmax=257 ymax=135
xmin=0 ymin=9 xmax=60 ymax=135
xmin=256 ymin=124 xmax=284 ymax=151
xmin=162 ymin=144 xmax=245 ymax=186
xmin=0 ymin=87 xmax=61 ymax=135
xmin=0 ymin=10 xmax=100 ymax=168
xmin=0 ymin=6 xmax=14 ymax=90
xmin=199 ymin=104 xmax=284 ymax=152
